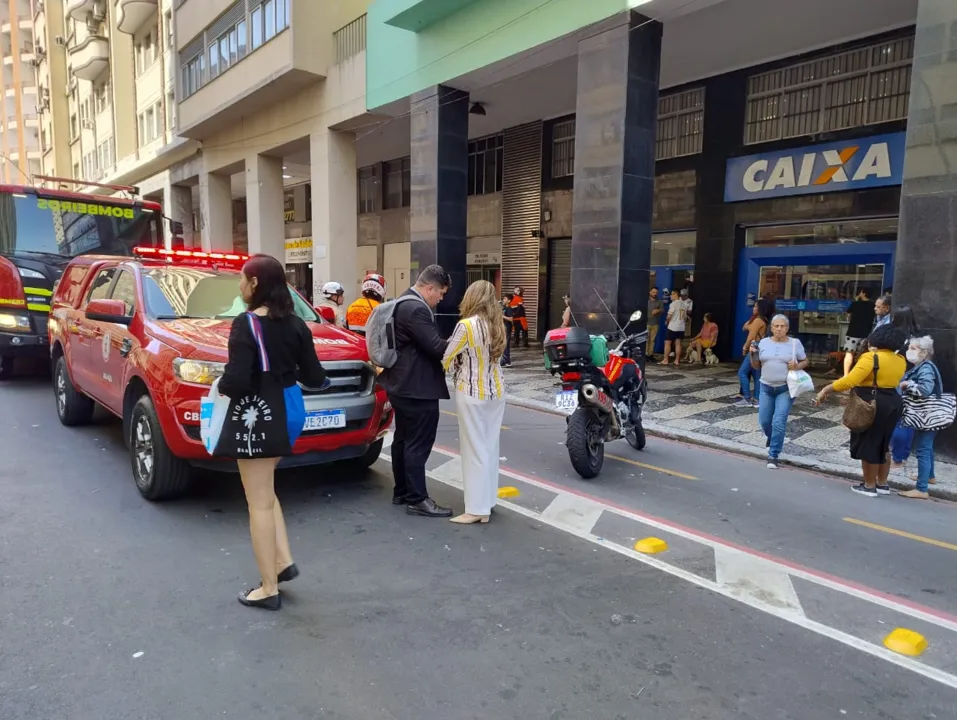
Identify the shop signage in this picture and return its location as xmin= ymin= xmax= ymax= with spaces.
xmin=284 ymin=237 xmax=312 ymax=264
xmin=466 ymin=252 xmax=501 ymax=266
xmin=724 ymin=132 xmax=906 ymax=202
xmin=774 ymin=299 xmax=851 ymax=313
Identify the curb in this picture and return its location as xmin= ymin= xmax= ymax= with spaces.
xmin=503 ymin=395 xmax=957 ymax=502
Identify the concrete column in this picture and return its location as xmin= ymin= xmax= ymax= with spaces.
xmin=570 ymin=12 xmax=662 ymax=335
xmin=311 ymin=127 xmax=358 ymax=303
xmin=245 ymin=153 xmax=285 ymax=260
xmin=199 ymin=170 xmax=233 ymax=251
xmin=894 ymin=0 xmax=957 ymax=458
xmin=163 ymin=183 xmax=194 ymax=248
xmin=410 ymin=84 xmax=469 ymax=337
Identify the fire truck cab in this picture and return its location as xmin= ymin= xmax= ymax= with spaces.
xmin=49 ymin=247 xmax=393 ymax=500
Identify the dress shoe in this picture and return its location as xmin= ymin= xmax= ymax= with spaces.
xmin=238 ymin=588 xmax=281 ymax=611
xmin=407 ymin=498 xmax=452 ymax=518
xmin=450 ymin=513 xmax=490 ymax=524
xmin=278 ymin=563 xmax=299 ymax=584
xmin=899 ymin=488 xmax=929 ymax=500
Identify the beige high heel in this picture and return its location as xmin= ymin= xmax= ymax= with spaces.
xmin=450 ymin=513 xmax=490 ymax=524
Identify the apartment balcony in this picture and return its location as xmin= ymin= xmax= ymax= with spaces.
xmin=66 ymin=0 xmax=102 ymax=21
xmin=175 ymin=0 xmax=333 ymax=140
xmin=69 ymin=35 xmax=109 ymax=81
xmin=115 ymin=0 xmax=157 ymax=35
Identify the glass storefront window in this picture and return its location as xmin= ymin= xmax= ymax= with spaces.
xmin=758 ymin=263 xmax=886 ymax=363
xmin=651 ymin=231 xmax=696 ymax=266
xmin=746 ymin=218 xmax=898 ymax=247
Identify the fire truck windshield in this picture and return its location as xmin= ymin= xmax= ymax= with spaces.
xmin=0 ymin=191 xmax=160 ymax=258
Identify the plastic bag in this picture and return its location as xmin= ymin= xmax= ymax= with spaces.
xmin=200 ymin=377 xmax=231 ymax=456
xmin=786 ymin=339 xmax=814 ymax=399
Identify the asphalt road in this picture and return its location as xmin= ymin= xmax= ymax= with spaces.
xmin=2 ymin=374 xmax=957 ymax=719
xmin=434 ymin=401 xmax=957 ymax=619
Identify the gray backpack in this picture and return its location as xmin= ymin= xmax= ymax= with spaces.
xmin=365 ymin=294 xmax=429 ymax=368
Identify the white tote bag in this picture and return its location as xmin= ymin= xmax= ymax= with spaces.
xmin=199 ymin=378 xmax=231 ymax=455
xmin=786 ymin=339 xmax=815 ymax=399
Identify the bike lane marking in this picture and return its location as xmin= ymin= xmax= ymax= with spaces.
xmin=378 ymin=434 xmax=957 ymax=689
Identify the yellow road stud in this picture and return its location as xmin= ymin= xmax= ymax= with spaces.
xmin=883 ymin=628 xmax=928 ymax=657
xmin=497 ymin=486 xmax=520 ymax=499
xmin=634 ymin=537 xmax=668 ymax=554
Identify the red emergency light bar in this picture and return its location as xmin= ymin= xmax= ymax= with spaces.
xmin=133 ymin=246 xmax=249 ymax=263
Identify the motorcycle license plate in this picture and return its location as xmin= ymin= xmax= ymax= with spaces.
xmin=555 ymin=391 xmax=578 ymax=411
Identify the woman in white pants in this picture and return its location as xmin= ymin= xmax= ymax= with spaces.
xmin=442 ymin=280 xmax=508 ymax=524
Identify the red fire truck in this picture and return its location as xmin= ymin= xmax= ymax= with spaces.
xmin=0 ymin=177 xmax=165 ymax=378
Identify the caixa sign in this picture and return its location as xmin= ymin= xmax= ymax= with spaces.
xmin=724 ymin=132 xmax=906 ymax=202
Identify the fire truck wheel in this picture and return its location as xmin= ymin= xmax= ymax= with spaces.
xmin=0 ymin=355 xmax=14 ymax=380
xmin=130 ymin=395 xmax=191 ymax=501
xmin=54 ymin=356 xmax=94 ymax=425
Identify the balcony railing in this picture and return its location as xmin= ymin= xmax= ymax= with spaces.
xmin=333 ymin=14 xmax=366 ymax=65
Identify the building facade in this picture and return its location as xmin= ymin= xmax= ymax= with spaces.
xmin=1 ymin=0 xmax=41 ymax=183
xmin=33 ymin=0 xmax=199 ymax=244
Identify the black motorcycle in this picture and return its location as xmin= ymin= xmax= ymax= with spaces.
xmin=544 ymin=311 xmax=648 ymax=479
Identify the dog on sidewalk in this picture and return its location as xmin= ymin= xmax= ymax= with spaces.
xmin=703 ymin=348 xmax=719 ymax=366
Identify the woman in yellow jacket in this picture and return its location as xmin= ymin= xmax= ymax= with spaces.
xmin=815 ymin=324 xmax=907 ymax=498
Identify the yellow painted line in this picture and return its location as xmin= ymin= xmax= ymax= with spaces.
xmin=843 ymin=517 xmax=957 ymax=552
xmin=441 ymin=408 xmax=510 ymax=430
xmin=606 ymin=452 xmax=698 ymax=480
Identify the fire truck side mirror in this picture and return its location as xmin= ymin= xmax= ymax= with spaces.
xmin=169 ymin=220 xmax=184 ymax=235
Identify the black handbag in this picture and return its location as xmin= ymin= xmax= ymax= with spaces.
xmin=213 ymin=314 xmax=305 ymax=459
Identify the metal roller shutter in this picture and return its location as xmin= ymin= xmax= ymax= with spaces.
xmin=501 ymin=121 xmax=543 ymax=338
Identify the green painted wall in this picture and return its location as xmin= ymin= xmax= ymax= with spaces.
xmin=366 ymin=0 xmax=638 ymax=109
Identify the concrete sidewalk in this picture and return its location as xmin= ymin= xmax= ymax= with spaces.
xmin=499 ymin=347 xmax=957 ymax=501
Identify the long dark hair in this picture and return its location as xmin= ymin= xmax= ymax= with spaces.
xmin=755 ymin=298 xmax=773 ymax=321
xmin=242 ymin=254 xmax=294 ymax=319
xmin=892 ymin=305 xmax=919 ymax=337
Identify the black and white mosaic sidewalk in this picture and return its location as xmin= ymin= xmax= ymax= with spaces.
xmin=497 ymin=347 xmax=957 ymax=499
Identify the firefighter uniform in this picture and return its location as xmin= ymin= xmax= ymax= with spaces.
xmin=346 ymin=297 xmax=380 ymax=334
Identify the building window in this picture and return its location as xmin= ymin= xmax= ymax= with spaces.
xmin=383 ymin=157 xmax=411 ymax=209
xmin=551 ymin=119 xmax=575 ymax=178
xmin=468 ymin=134 xmax=504 ymax=195
xmin=93 ymin=79 xmax=110 ymax=115
xmin=138 ymin=105 xmax=161 ymax=147
xmin=357 ymin=165 xmax=378 ymax=214
xmin=166 ymin=91 xmax=174 ymax=130
xmin=81 ymin=150 xmax=96 ymax=180
xmin=69 ymin=113 xmax=78 ymax=141
xmin=745 ymin=36 xmax=913 ymax=145
xmin=164 ymin=10 xmax=173 ymax=49
xmin=656 ymin=87 xmax=704 ymax=160
xmin=208 ymin=16 xmax=247 ymax=79
xmin=250 ymin=5 xmax=263 ymax=49
xmin=72 ymin=161 xmax=80 ymax=179
xmin=135 ymin=25 xmax=159 ymax=75
xmin=96 ymin=138 xmax=114 ymax=176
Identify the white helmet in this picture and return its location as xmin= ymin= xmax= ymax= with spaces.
xmin=321 ymin=281 xmax=345 ymax=300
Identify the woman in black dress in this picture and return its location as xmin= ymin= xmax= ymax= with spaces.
xmin=219 ymin=254 xmax=326 ymax=610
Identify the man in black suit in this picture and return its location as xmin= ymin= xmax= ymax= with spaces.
xmin=379 ymin=264 xmax=452 ymax=517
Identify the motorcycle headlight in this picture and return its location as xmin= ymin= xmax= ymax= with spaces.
xmin=172 ymin=358 xmax=226 ymax=385
xmin=0 ymin=313 xmax=30 ymax=332
xmin=18 ymin=267 xmax=44 ymax=279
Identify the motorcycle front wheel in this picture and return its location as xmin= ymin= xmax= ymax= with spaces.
xmin=625 ymin=422 xmax=646 ymax=450
xmin=566 ymin=407 xmax=605 ymax=479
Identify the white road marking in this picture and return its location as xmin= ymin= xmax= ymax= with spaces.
xmin=430 ymin=458 xmax=463 ymax=489
xmin=541 ymin=492 xmax=604 ymax=535
xmin=714 ymin=546 xmax=805 ymax=616
xmin=376 ymin=433 xmax=957 ymax=690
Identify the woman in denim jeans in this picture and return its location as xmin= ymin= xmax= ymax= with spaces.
xmin=750 ymin=315 xmax=808 ymax=469
xmin=898 ymin=336 xmax=941 ymax=500
xmin=735 ymin=299 xmax=771 ymax=408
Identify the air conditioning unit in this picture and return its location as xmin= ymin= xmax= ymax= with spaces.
xmin=54 ymin=36 xmax=67 ymax=47
xmin=91 ymin=1 xmax=106 ymax=21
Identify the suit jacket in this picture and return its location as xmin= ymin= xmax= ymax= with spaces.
xmin=379 ymin=288 xmax=450 ymax=400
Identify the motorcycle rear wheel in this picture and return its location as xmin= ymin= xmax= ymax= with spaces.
xmin=566 ymin=407 xmax=605 ymax=479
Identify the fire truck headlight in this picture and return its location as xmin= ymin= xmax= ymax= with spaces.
xmin=0 ymin=313 xmax=30 ymax=332
xmin=17 ymin=267 xmax=44 ymax=279
xmin=173 ymin=358 xmax=226 ymax=385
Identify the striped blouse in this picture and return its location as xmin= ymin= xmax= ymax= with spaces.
xmin=442 ymin=316 xmax=505 ymax=400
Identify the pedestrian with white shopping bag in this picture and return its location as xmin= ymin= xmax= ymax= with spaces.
xmin=207 ymin=254 xmax=327 ymax=610
xmin=442 ymin=280 xmax=507 ymax=524
xmin=749 ymin=314 xmax=809 ymax=469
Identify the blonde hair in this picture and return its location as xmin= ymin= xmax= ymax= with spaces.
xmin=459 ymin=280 xmax=507 ymax=361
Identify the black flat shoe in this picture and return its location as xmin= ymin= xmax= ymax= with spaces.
xmin=392 ymin=496 xmax=407 ymax=506
xmin=238 ymin=588 xmax=281 ymax=611
xmin=278 ymin=563 xmax=299 ymax=584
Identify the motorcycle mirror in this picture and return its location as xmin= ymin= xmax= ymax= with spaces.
xmin=629 ymin=310 xmax=643 ymax=322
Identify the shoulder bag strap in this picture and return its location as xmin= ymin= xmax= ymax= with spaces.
xmin=929 ymin=362 xmax=944 ymax=397
xmin=871 ymin=353 xmax=879 ymax=395
xmin=791 ymin=338 xmax=796 ymax=364
xmin=246 ymin=312 xmax=270 ymax=373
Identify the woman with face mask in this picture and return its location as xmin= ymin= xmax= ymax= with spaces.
xmin=897 ymin=336 xmax=941 ymax=499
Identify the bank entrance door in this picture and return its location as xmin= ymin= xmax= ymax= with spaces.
xmin=735 ymin=235 xmax=897 ymax=364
